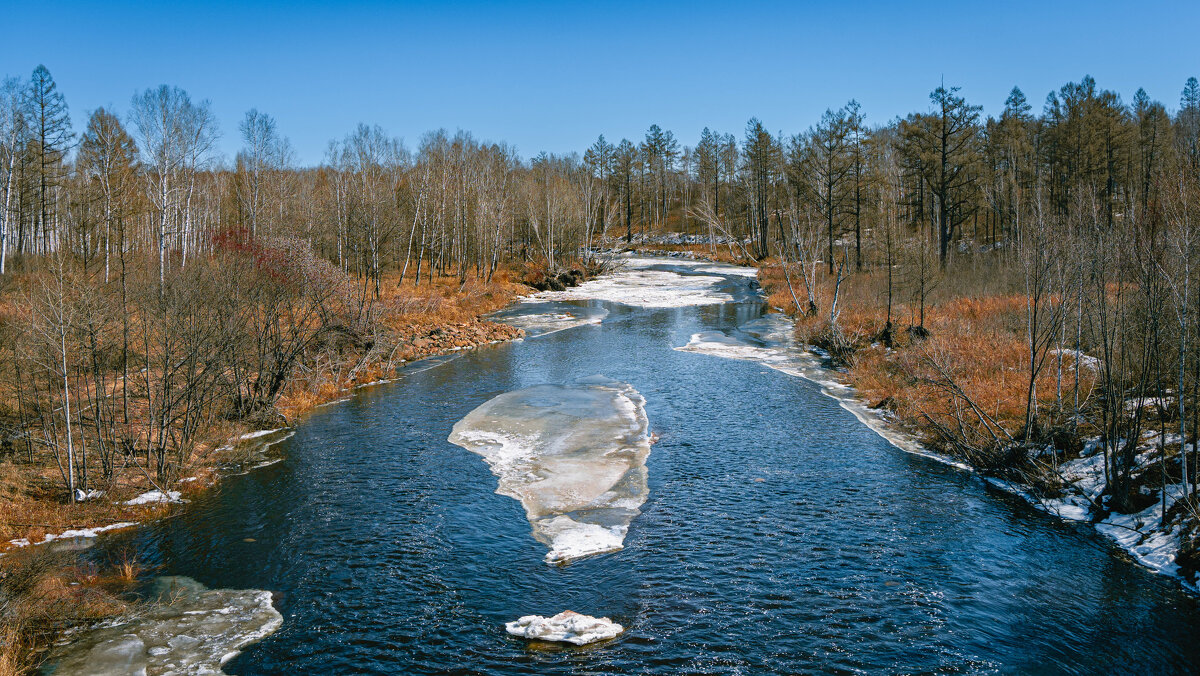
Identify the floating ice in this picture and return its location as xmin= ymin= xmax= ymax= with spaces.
xmin=530 ymin=256 xmax=755 ymax=308
xmin=492 ymin=303 xmax=608 ymax=338
xmin=505 ymin=610 xmax=624 ymax=645
xmin=44 ymin=576 xmax=282 ymax=675
xmin=448 ymin=375 xmax=651 ymax=563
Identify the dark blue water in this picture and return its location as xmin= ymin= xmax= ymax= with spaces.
xmin=96 ymin=296 xmax=1200 ymax=675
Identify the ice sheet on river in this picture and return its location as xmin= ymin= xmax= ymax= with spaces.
xmin=448 ymin=375 xmax=651 ymax=563
xmin=530 ymin=256 xmax=757 ymax=308
xmin=489 ymin=302 xmax=608 ymax=338
xmin=44 ymin=576 xmax=282 ymax=675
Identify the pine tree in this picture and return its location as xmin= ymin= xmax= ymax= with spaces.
xmin=899 ymin=85 xmax=981 ymax=266
xmin=1179 ymin=77 xmax=1200 ymax=171
xmin=25 ymin=65 xmax=73 ymax=255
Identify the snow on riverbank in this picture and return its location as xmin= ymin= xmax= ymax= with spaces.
xmin=124 ymin=489 xmax=184 ymax=505
xmin=505 ymin=610 xmax=624 ymax=645
xmin=7 ymin=521 xmax=138 ymax=549
xmin=677 ymin=316 xmax=1196 ymax=592
xmin=44 ymin=576 xmax=282 ymax=675
xmin=676 ymin=319 xmax=966 ymax=470
xmin=448 ymin=375 xmax=652 ymax=563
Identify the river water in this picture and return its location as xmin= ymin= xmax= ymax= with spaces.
xmin=88 ymin=257 xmax=1200 ymax=674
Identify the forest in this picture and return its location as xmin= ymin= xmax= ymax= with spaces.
xmin=2 ymin=64 xmax=1200 ymax=609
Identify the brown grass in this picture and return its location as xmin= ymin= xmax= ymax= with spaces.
xmin=0 ymin=549 xmax=132 ymax=673
xmin=759 ymin=259 xmax=1097 ymax=461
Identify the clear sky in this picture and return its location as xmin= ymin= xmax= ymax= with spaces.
xmin=2 ymin=1 xmax=1198 ymax=166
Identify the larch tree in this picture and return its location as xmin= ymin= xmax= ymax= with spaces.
xmin=25 ymin=65 xmax=73 ymax=256
xmin=899 ymin=84 xmax=982 ymax=267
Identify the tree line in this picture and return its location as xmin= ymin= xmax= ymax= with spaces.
xmin=2 ymin=64 xmax=1199 ymax=516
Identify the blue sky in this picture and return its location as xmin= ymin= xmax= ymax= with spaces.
xmin=2 ymin=1 xmax=1198 ymax=165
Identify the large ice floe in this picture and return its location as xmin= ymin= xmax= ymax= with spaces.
xmin=448 ymin=375 xmax=651 ymax=564
xmin=45 ymin=576 xmax=282 ymax=675
xmin=505 ymin=610 xmax=624 ymax=645
xmin=529 ymin=255 xmax=756 ymax=308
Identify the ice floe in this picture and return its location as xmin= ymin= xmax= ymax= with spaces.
xmin=505 ymin=610 xmax=624 ymax=645
xmin=448 ymin=375 xmax=651 ymax=563
xmin=45 ymin=576 xmax=282 ymax=676
xmin=491 ymin=302 xmax=609 ymax=338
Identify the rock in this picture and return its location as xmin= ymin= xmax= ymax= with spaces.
xmin=505 ymin=610 xmax=624 ymax=646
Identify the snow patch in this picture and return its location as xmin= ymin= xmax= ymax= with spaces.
xmin=1048 ymin=348 xmax=1101 ymax=370
xmin=125 ymin=490 xmax=183 ymax=506
xmin=7 ymin=521 xmax=137 ymax=549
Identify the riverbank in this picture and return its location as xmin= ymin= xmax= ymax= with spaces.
xmin=0 ymin=273 xmax=525 ymax=551
xmin=0 ymin=260 xmax=620 ymax=672
xmin=26 ymin=251 xmax=1200 ymax=673
xmin=754 ymin=258 xmax=1200 ymax=591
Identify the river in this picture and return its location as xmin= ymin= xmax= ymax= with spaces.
xmin=83 ymin=256 xmax=1200 ymax=674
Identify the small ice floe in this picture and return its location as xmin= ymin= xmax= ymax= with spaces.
xmin=505 ymin=610 xmax=623 ymax=645
xmin=493 ymin=303 xmax=609 ymax=338
xmin=539 ymin=516 xmax=628 ymax=564
xmin=448 ymin=375 xmax=652 ymax=564
xmin=44 ymin=576 xmax=283 ymax=675
xmin=124 ymin=489 xmax=183 ymax=505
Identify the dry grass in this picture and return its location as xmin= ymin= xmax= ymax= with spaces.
xmin=0 ymin=261 xmax=538 ymax=670
xmin=0 ymin=549 xmax=132 ymax=673
xmin=760 ymin=259 xmax=1098 ymax=460
xmin=274 ymin=266 xmax=525 ymax=421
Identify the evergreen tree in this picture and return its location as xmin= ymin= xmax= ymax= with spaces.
xmin=25 ymin=65 xmax=73 ymax=254
xmin=899 ymin=85 xmax=981 ymax=266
